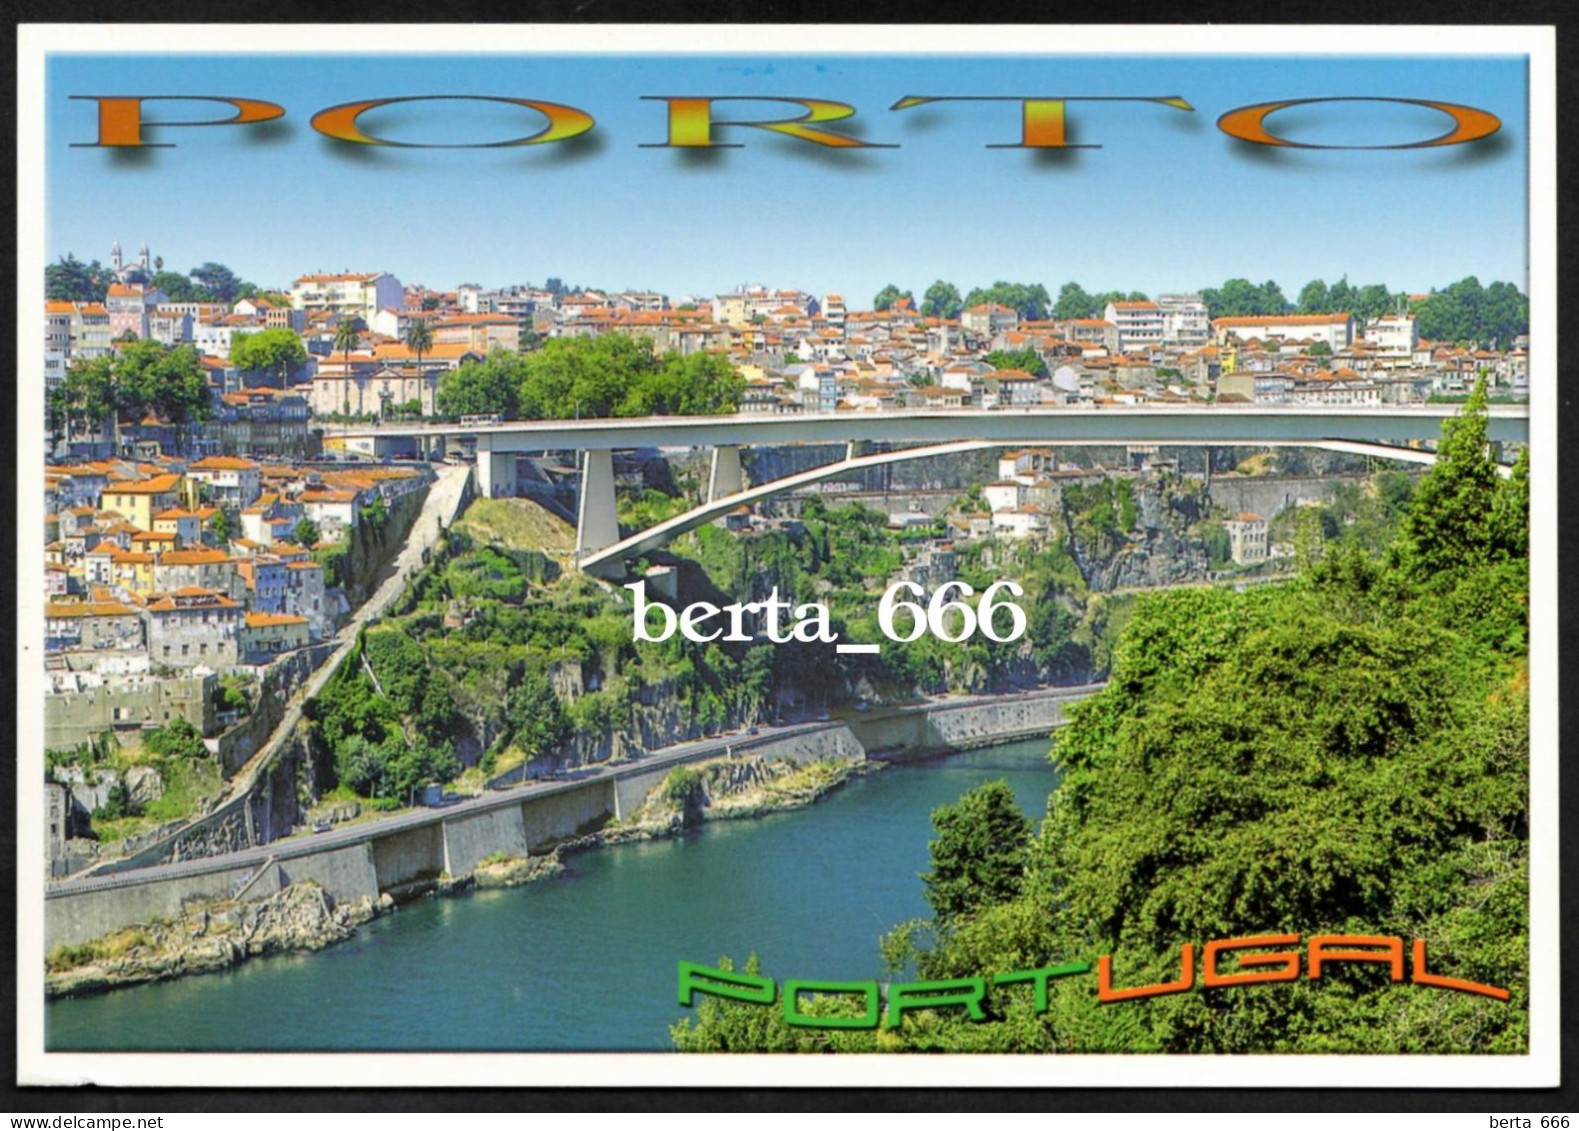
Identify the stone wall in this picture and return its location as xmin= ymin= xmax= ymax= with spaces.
xmin=849 ymin=695 xmax=1070 ymax=759
xmin=43 ymin=689 xmax=1089 ymax=950
xmin=1205 ymin=473 xmax=1373 ymax=524
xmin=370 ymin=824 xmax=446 ymax=891
xmin=337 ymin=484 xmax=431 ymax=609
xmin=212 ymin=642 xmax=337 ymax=775
xmin=441 ymin=807 xmax=531 ymax=877
xmin=46 ymin=859 xmax=270 ymax=950
xmin=272 ymin=843 xmax=380 ymax=904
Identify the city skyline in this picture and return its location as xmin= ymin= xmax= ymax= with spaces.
xmin=45 ymin=236 xmax=1529 ymax=312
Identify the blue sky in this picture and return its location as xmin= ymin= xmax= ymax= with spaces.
xmin=45 ymin=52 xmax=1528 ymax=303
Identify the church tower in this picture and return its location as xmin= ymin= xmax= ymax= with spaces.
xmin=111 ymin=240 xmax=123 ymax=274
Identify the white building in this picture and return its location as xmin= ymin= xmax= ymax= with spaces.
xmin=290 ymin=272 xmax=404 ymax=323
xmin=962 ymin=303 xmax=1019 ymax=338
xmin=1104 ymin=300 xmax=1164 ymax=352
xmin=1156 ymin=294 xmax=1211 ymax=347
xmin=187 ymin=456 xmax=263 ymax=508
xmin=1224 ymin=512 xmax=1268 ymax=565
xmin=992 ymin=505 xmax=1052 ymax=540
xmin=1213 ymin=313 xmax=1355 ymax=352
xmin=1364 ymin=314 xmax=1419 ymax=358
xmin=983 ymin=481 xmax=1027 ymax=513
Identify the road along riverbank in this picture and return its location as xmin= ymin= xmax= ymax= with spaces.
xmin=44 ymin=684 xmax=1097 ymax=995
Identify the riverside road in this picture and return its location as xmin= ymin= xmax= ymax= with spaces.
xmin=46 ymin=683 xmax=1106 ymax=901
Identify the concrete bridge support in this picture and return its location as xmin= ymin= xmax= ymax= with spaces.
xmin=475 ymin=438 xmax=517 ymax=499
xmin=707 ymin=445 xmax=745 ymax=502
xmin=576 ymin=449 xmax=620 ymax=562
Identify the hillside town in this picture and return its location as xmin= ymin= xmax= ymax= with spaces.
xmin=38 ymin=249 xmax=1530 ymax=871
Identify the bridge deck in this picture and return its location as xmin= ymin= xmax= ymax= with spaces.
xmin=340 ymin=404 xmax=1530 ymax=451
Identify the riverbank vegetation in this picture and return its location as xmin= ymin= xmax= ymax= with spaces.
xmin=672 ymin=387 xmax=1530 ymax=1053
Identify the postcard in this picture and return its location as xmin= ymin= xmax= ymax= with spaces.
xmin=15 ymin=24 xmax=1557 ymax=1090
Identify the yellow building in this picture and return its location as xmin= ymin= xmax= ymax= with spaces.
xmin=100 ymin=473 xmax=184 ymax=531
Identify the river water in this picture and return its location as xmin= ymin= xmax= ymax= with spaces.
xmin=46 ymin=739 xmax=1059 ymax=1052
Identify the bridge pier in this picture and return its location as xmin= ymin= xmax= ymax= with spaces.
xmin=576 ymin=449 xmax=620 ymax=566
xmin=707 ymin=444 xmax=744 ymax=502
xmin=475 ymin=437 xmax=516 ymax=499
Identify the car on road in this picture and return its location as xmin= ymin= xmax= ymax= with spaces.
xmin=747 ymin=726 xmax=759 ymax=735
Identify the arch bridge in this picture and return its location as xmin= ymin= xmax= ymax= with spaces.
xmin=334 ymin=405 xmax=1529 ymax=577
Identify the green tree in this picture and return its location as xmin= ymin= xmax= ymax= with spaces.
xmin=230 ymin=327 xmax=309 ymax=387
xmin=505 ymin=672 xmax=570 ymax=755
xmin=1414 ymin=277 xmax=1528 ymax=347
xmin=142 ymin=717 xmax=207 ymax=759
xmin=514 ymin=334 xmax=743 ymax=420
xmin=189 ymin=262 xmax=243 ymax=304
xmin=333 ymin=317 xmax=362 ymax=389
xmin=1053 ymin=281 xmax=1099 ymax=320
xmin=983 ymin=347 xmax=1048 ymax=378
xmin=294 ymin=517 xmax=322 ymax=547
xmin=1394 ymin=379 xmax=1500 ymax=578
xmin=873 ymin=283 xmax=912 ymax=311
xmin=1201 ymin=278 xmax=1290 ymax=319
xmin=45 ymin=254 xmax=110 ymax=302
xmin=52 ymin=357 xmax=119 ymax=440
xmin=921 ymin=280 xmax=963 ymax=320
xmin=962 ymin=281 xmax=1052 ymax=321
xmin=364 ymin=629 xmax=431 ymax=715
xmin=1489 ymin=446 xmax=1529 ymax=561
xmin=437 ymin=352 xmax=526 ymax=419
xmin=208 ymin=508 xmax=231 ymax=546
xmin=404 ymin=317 xmax=434 ymax=395
xmin=1297 ymin=278 xmax=1329 ymax=313
xmin=149 ymin=270 xmax=208 ymax=303
xmin=921 ymin=780 xmax=1031 ymax=923
xmin=114 ymin=339 xmax=211 ymax=424
xmin=1354 ymin=283 xmax=1398 ymax=321
xmin=54 ymin=340 xmax=210 ymax=442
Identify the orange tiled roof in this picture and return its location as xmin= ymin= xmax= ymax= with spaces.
xmin=158 ymin=548 xmax=231 ymax=566
xmin=46 ymin=601 xmax=137 ymax=618
xmin=244 ymin=612 xmax=308 ymax=628
xmin=106 ymin=474 xmax=182 ymax=495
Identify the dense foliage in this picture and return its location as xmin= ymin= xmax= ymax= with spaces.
xmin=46 ymin=254 xmax=256 ymax=303
xmin=436 ymin=334 xmax=744 ymax=421
xmin=48 ymin=339 xmax=211 ymax=438
xmin=673 ymin=396 xmax=1529 ymax=1053
xmin=1412 ymin=277 xmax=1530 ymax=349
xmin=921 ymin=781 xmax=1031 ymax=924
xmin=1200 ymin=278 xmax=1292 ymax=319
xmin=873 ymin=284 xmax=913 ymax=311
xmin=962 ymin=281 xmax=1052 ymax=321
xmin=921 ymin=280 xmax=963 ymax=320
xmin=1051 ymin=283 xmax=1148 ymax=321
xmin=983 ymin=348 xmax=1048 ymax=378
xmin=230 ymin=328 xmax=309 ymax=385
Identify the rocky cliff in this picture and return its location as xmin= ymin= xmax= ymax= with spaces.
xmin=45 ymin=881 xmax=393 ymax=1000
